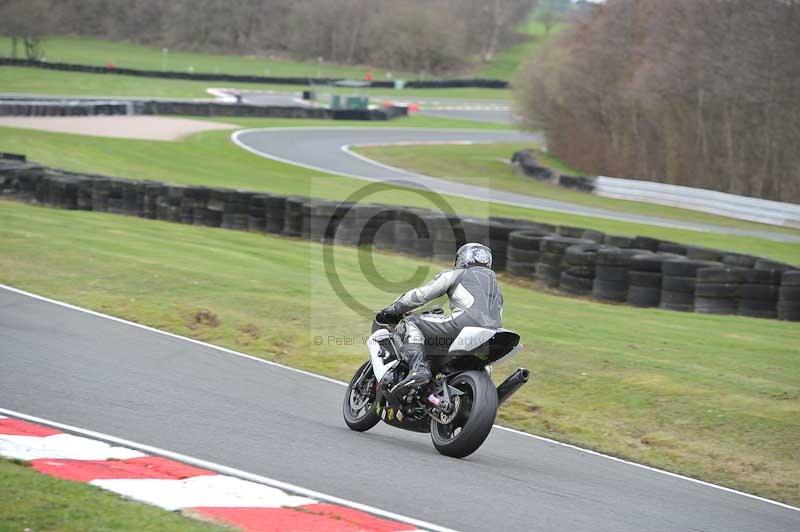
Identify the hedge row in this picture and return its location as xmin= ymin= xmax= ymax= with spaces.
xmin=1 ymin=157 xmax=797 ymax=321
xmin=0 ymin=99 xmax=408 ymax=121
xmin=0 ymin=58 xmax=508 ymax=89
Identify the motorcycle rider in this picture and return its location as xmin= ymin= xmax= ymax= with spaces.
xmin=377 ymin=243 xmax=503 ymax=392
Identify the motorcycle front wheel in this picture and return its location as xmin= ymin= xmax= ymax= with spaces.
xmin=430 ymin=370 xmax=498 ymax=458
xmin=343 ymin=361 xmax=381 ymax=432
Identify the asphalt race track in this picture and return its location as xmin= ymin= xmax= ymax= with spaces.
xmin=2 ymin=286 xmax=798 ymax=532
xmin=233 ymin=127 xmax=800 ymax=243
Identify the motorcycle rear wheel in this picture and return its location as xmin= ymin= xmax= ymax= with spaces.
xmin=430 ymin=370 xmax=497 ymax=458
xmin=343 ymin=361 xmax=381 ymax=432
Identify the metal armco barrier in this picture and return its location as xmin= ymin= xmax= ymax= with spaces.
xmin=594 ymin=176 xmax=800 ymax=229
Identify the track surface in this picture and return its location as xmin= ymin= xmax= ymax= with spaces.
xmin=2 ymin=287 xmax=798 ymax=532
xmin=234 ymin=127 xmax=800 ymax=242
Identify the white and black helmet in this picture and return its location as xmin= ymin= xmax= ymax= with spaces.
xmin=455 ymin=243 xmax=493 ymax=269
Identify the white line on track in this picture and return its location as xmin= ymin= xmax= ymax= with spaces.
xmin=2 ymin=283 xmax=799 ymax=514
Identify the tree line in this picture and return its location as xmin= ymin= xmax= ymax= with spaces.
xmin=515 ymin=0 xmax=800 ymax=203
xmin=0 ymin=0 xmax=536 ymax=74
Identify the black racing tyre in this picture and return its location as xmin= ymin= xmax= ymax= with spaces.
xmin=695 ymin=283 xmax=740 ymax=298
xmin=535 ymin=263 xmax=561 ymax=286
xmin=596 ymin=248 xmax=652 ymax=267
xmin=657 ymin=242 xmax=688 ymax=255
xmin=778 ymin=310 xmax=800 ymax=321
xmin=631 ymin=236 xmax=662 ymax=252
xmin=659 ymin=290 xmax=694 ymax=312
xmin=540 ymin=236 xmax=593 ymax=254
xmin=595 ymin=265 xmax=629 ymax=282
xmin=592 ymin=279 xmax=628 ymax=302
xmin=431 ymin=370 xmax=498 ymax=458
xmin=627 ymin=285 xmax=660 ymax=307
xmin=564 ymin=265 xmax=596 ymax=279
xmin=662 ymin=276 xmax=696 ymax=293
xmin=754 ymin=259 xmax=794 ymax=271
xmin=661 ymin=260 xmax=721 ymax=278
xmin=556 ymin=225 xmax=586 ymax=238
xmin=777 ymin=299 xmax=800 ymax=311
xmin=743 ymin=269 xmax=783 ymax=285
xmin=560 ymin=272 xmax=593 ymax=294
xmin=508 ymin=230 xmax=548 ymax=251
xmin=781 ymin=271 xmax=800 ymax=286
xmin=343 ymin=361 xmax=380 ymax=432
xmin=722 ymin=253 xmax=758 ymax=268
xmin=697 ymin=267 xmax=746 ymax=283
xmin=507 ymin=247 xmax=540 ymax=264
xmin=629 ymin=270 xmax=662 ymax=288
xmin=695 ymin=297 xmax=738 ymax=315
xmin=739 ymin=298 xmax=778 ymax=312
xmin=539 ymin=252 xmax=565 ymax=267
xmin=686 ymin=247 xmax=724 ymax=261
xmin=779 ymin=286 xmax=800 ymax=301
xmin=564 ymin=244 xmax=603 ymax=266
xmin=740 ymin=284 xmax=779 ymax=301
xmin=582 ymin=230 xmax=606 ymax=243
xmin=629 ymin=253 xmax=683 ymax=273
xmin=738 ymin=306 xmax=778 ymax=319
xmin=604 ymin=235 xmax=633 ymax=248
xmin=506 ymin=260 xmax=537 ymax=278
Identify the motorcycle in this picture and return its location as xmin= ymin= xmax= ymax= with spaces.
xmin=342 ymin=310 xmax=529 ymax=458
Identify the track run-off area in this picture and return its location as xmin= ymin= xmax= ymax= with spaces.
xmin=2 ymin=285 xmax=799 ymax=532
xmin=232 ymin=127 xmax=800 ymax=243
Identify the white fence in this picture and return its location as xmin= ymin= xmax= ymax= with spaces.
xmin=594 ymin=176 xmax=800 ymax=229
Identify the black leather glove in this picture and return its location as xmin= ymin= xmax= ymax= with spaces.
xmin=376 ymin=310 xmax=401 ymax=324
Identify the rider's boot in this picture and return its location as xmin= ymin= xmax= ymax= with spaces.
xmin=394 ymin=343 xmax=431 ymax=392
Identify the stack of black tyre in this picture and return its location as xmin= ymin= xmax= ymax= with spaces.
xmin=778 ymin=271 xmax=800 ymax=321
xmin=264 ymin=195 xmax=287 ymax=234
xmin=536 ymin=236 xmax=593 ymax=287
xmin=282 ymin=196 xmax=307 ymax=237
xmin=221 ymin=191 xmax=251 ymax=230
xmin=625 ymin=254 xmax=683 ymax=308
xmin=736 ymin=260 xmax=787 ymax=319
xmin=659 ymin=259 xmax=721 ymax=312
xmin=180 ymin=187 xmax=209 ymax=225
xmin=392 ymin=208 xmax=434 ymax=257
xmin=506 ymin=230 xmax=547 ymax=278
xmin=592 ymin=248 xmax=652 ymax=302
xmin=155 ymin=186 xmax=185 ymax=223
xmin=247 ymin=194 xmax=268 ymax=231
xmin=560 ymin=244 xmax=602 ymax=295
xmin=694 ymin=267 xmax=745 ymax=315
xmin=430 ymin=214 xmax=463 ymax=263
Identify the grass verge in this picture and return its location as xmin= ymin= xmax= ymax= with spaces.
xmin=1 ymin=201 xmax=798 ymax=505
xmin=0 ymin=66 xmax=510 ymax=101
xmin=353 ymin=142 xmax=800 ymax=238
xmin=0 ymin=458 xmax=223 ymax=531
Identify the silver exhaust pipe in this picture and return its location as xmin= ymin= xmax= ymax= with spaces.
xmin=496 ymin=367 xmax=530 ymax=405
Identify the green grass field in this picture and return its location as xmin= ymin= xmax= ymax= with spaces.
xmin=0 ymin=36 xmax=410 ymax=80
xmin=0 ymin=458 xmax=223 ymax=531
xmin=0 ymin=65 xmax=511 ymax=101
xmin=476 ymin=20 xmax=565 ymax=80
xmin=353 ymin=142 xmax=800 ymax=237
xmin=1 ymin=123 xmax=797 ymax=266
xmin=1 ymin=201 xmax=798 ymax=505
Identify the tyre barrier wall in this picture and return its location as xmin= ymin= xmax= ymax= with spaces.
xmin=0 ymin=58 xmax=508 ymax=89
xmin=0 ymin=98 xmax=408 ymax=121
xmin=512 ymin=149 xmax=800 ymax=229
xmin=1 ymin=156 xmax=797 ymax=322
xmin=0 ymin=100 xmax=131 ymax=116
